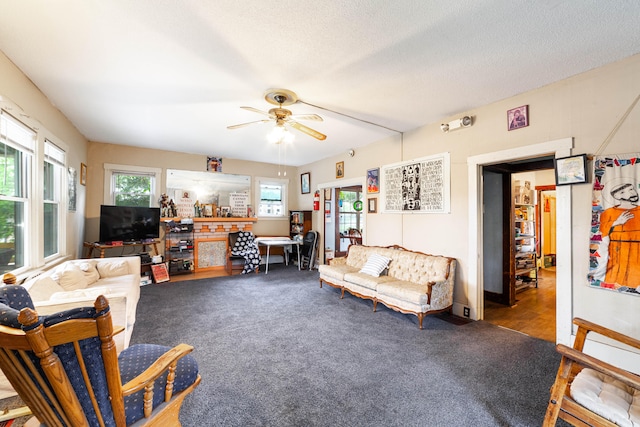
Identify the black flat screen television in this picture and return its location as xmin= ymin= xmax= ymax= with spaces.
xmin=99 ymin=205 xmax=161 ymax=243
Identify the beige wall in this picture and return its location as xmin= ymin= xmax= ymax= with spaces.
xmin=0 ymin=51 xmax=89 ymax=259
xmin=85 ymin=142 xmax=292 ymax=242
xmin=296 ymin=53 xmax=640 ymax=351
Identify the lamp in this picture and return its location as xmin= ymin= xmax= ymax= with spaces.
xmin=267 ymin=123 xmax=295 ymax=144
xmin=267 ymin=123 xmax=294 ymax=176
xmin=441 ymin=116 xmax=473 ymax=133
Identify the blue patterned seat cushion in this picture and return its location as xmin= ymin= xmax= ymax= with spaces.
xmin=0 ymin=288 xmax=198 ymax=426
xmin=0 ymin=285 xmax=35 ymax=328
xmin=119 ymin=343 xmax=199 ymax=425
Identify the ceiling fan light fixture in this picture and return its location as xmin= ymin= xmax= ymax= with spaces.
xmin=267 ymin=124 xmax=295 ymax=144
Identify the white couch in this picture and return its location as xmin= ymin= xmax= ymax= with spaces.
xmin=0 ymin=256 xmax=142 ymax=400
xmin=319 ymin=245 xmax=456 ymax=329
xmin=22 ymin=256 xmax=142 ymax=352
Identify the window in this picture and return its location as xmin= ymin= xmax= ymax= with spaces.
xmin=43 ymin=141 xmax=65 ymax=259
xmin=256 ymin=177 xmax=288 ymax=218
xmin=338 ymin=189 xmax=362 ymax=234
xmin=0 ymin=111 xmax=35 ymax=274
xmin=104 ymin=164 xmax=161 ymax=207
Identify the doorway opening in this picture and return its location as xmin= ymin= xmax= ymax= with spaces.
xmin=323 ymin=185 xmax=363 ymax=260
xmin=481 ymin=157 xmax=557 ymax=342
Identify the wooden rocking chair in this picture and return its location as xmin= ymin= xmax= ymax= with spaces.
xmin=543 ymin=317 xmax=640 ymax=427
xmin=0 ymin=285 xmax=201 ymax=426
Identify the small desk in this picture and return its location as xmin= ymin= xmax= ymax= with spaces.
xmin=255 ymin=238 xmax=301 ymax=274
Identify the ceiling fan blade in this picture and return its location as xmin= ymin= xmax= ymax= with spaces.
xmin=240 ymin=106 xmax=273 ymax=117
xmin=289 ymin=114 xmax=323 ymax=122
xmin=227 ymin=119 xmax=270 ymax=130
xmin=287 ymin=120 xmax=327 ymax=140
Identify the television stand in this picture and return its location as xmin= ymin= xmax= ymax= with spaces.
xmin=83 ymin=240 xmax=160 ymax=259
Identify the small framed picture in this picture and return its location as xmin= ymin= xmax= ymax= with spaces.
xmin=207 ymin=156 xmax=222 ymax=172
xmin=554 ymin=154 xmax=588 ymax=186
xmin=151 ymin=263 xmax=170 ymax=283
xmin=336 ymin=161 xmax=344 ymax=179
xmin=220 ymin=206 xmax=231 ymax=217
xmin=203 ymin=204 xmax=214 ymax=217
xmin=507 ymin=105 xmax=529 ymax=131
xmin=368 ymin=198 xmax=377 ymax=214
xmin=80 ymin=163 xmax=87 ymax=186
xmin=367 ymin=168 xmax=380 ymax=193
xmin=301 ymin=172 xmax=310 ymax=194
xmin=324 ymin=187 xmax=332 ymax=201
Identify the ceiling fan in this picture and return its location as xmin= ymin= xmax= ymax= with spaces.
xmin=227 ymin=89 xmax=327 ymax=141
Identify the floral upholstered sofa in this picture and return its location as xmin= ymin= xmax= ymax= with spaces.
xmin=318 ymin=245 xmax=456 ymax=329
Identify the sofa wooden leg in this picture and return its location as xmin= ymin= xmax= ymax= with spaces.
xmin=417 ymin=313 xmax=424 ymax=329
xmin=373 ymin=300 xmax=377 ymax=312
xmin=319 ymin=279 xmax=323 ymax=288
xmin=340 ymin=288 xmax=345 ymax=299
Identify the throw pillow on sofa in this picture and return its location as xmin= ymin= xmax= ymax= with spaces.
xmin=359 ymin=253 xmax=392 ymax=277
xmin=97 ymin=260 xmax=129 ymax=278
xmin=77 ymin=261 xmax=100 ymax=285
xmin=26 ymin=276 xmax=66 ymax=301
xmin=51 ymin=262 xmax=90 ymax=291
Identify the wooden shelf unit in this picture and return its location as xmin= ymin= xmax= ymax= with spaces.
xmin=514 ymin=203 xmax=538 ymax=291
xmin=290 ymin=210 xmax=312 ymax=239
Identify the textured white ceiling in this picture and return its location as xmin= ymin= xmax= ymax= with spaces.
xmin=1 ymin=1 xmax=639 ymax=166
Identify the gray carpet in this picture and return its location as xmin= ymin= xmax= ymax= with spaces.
xmin=130 ymin=265 xmax=564 ymax=426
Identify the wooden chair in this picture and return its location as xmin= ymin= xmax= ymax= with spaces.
xmin=226 ymin=231 xmax=260 ymax=275
xmin=0 ymin=285 xmax=201 ymax=426
xmin=543 ymin=317 xmax=640 ymax=426
xmin=227 ymin=231 xmax=247 ymax=275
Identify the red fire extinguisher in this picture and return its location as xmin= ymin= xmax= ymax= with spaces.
xmin=313 ymin=191 xmax=320 ymax=211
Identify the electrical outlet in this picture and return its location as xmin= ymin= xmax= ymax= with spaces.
xmin=463 ymin=307 xmax=470 ymax=318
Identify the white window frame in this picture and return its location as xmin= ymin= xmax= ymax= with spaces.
xmin=103 ymin=163 xmax=162 ymax=206
xmin=255 ymin=176 xmax=288 ymax=219
xmin=0 ymin=110 xmax=35 ymax=274
xmin=43 ymin=140 xmax=66 ymax=261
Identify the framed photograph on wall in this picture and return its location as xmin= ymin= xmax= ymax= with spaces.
xmin=207 ymin=156 xmax=222 ymax=172
xmin=368 ymin=198 xmax=377 ymax=213
xmin=336 ymin=161 xmax=344 ymax=179
xmin=367 ymin=168 xmax=380 ymax=193
xmin=324 ymin=187 xmax=332 ymax=201
xmin=80 ymin=163 xmax=87 ymax=186
xmin=554 ymin=154 xmax=588 ymax=185
xmin=301 ymin=172 xmax=310 ymax=194
xmin=507 ymin=105 xmax=529 ymax=130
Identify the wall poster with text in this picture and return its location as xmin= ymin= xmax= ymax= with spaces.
xmin=588 ymin=152 xmax=640 ymax=296
xmin=381 ymin=152 xmax=450 ymax=214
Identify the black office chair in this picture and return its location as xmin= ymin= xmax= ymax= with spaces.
xmin=300 ymin=231 xmax=319 ymax=270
